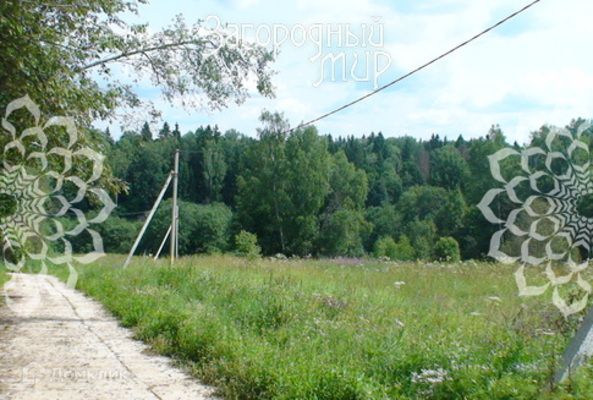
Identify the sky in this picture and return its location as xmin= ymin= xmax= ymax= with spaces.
xmin=100 ymin=0 xmax=593 ymax=144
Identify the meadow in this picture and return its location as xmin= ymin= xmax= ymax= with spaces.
xmin=33 ymin=255 xmax=593 ymax=399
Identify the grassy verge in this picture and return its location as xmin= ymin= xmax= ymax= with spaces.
xmin=0 ymin=264 xmax=12 ymax=306
xmin=0 ymin=267 xmax=9 ymax=290
xmin=51 ymin=255 xmax=593 ymax=399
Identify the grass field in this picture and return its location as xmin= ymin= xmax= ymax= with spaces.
xmin=47 ymin=255 xmax=593 ymax=399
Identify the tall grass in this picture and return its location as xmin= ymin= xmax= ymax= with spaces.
xmin=50 ymin=255 xmax=593 ymax=399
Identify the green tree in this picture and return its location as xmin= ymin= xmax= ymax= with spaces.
xmin=237 ymin=112 xmax=331 ymax=256
xmin=395 ymin=136 xmax=424 ymax=189
xmin=159 ymin=122 xmax=172 ymax=139
xmin=320 ymin=151 xmax=370 ymax=256
xmin=283 ymin=127 xmax=332 ymax=255
xmin=0 ymin=0 xmax=276 ymax=223
xmin=140 ymin=122 xmax=152 ymax=141
xmin=236 ymin=111 xmax=290 ymax=254
xmin=172 ymin=123 xmax=181 ymax=140
xmin=429 ymin=145 xmax=470 ymax=190
xmin=221 ymin=130 xmax=252 ymax=206
xmin=200 ymin=128 xmax=227 ymax=203
xmin=365 ymin=204 xmax=401 ymax=251
xmin=0 ymin=1 xmax=275 ymax=127
xmin=320 ymin=209 xmax=371 ymax=257
xmin=465 ymin=131 xmax=507 ymax=205
xmin=104 ymin=127 xmax=114 ymax=145
xmin=326 ymin=151 xmax=368 ymax=211
xmin=121 ymin=142 xmax=169 ymax=212
xmin=435 ymin=189 xmax=467 ymax=238
xmin=405 ymin=219 xmax=437 ymax=260
xmin=398 ymin=185 xmax=448 ymax=225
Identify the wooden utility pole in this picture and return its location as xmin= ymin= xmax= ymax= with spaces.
xmin=170 ymin=149 xmax=179 ymax=266
xmin=175 ymin=207 xmax=179 ymax=258
xmin=154 ymin=224 xmax=172 ymax=260
xmin=123 ymin=172 xmax=173 ymax=268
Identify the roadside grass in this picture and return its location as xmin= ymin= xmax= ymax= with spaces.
xmin=0 ymin=263 xmax=13 ymax=306
xmin=0 ymin=265 xmax=9 ymax=290
xmin=50 ymin=255 xmax=593 ymax=399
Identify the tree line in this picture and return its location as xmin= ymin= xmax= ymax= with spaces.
xmin=89 ymin=112 xmax=589 ymax=261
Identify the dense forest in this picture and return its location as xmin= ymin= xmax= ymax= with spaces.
xmin=87 ymin=112 xmax=589 ymax=261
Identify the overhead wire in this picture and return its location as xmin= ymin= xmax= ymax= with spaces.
xmin=283 ymin=0 xmax=542 ymax=134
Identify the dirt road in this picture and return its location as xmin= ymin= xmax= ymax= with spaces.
xmin=0 ymin=273 xmax=217 ymax=400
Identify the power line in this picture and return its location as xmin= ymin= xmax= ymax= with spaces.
xmin=284 ymin=0 xmax=542 ymax=134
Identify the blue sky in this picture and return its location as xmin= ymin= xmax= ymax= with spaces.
xmin=100 ymin=0 xmax=593 ymax=144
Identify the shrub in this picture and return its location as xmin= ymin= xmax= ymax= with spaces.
xmin=96 ymin=216 xmax=142 ymax=254
xmin=374 ymin=235 xmax=415 ymax=261
xmin=143 ymin=200 xmax=233 ymax=255
xmin=191 ymin=202 xmax=233 ymax=253
xmin=373 ymin=236 xmax=397 ymax=260
xmin=235 ymin=230 xmax=261 ymax=259
xmin=433 ymin=236 xmax=461 ymax=262
xmin=393 ymin=235 xmax=415 ymax=261
xmin=51 ymin=216 xmax=141 ymax=255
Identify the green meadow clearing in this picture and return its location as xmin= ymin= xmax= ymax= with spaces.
xmin=8 ymin=255 xmax=593 ymax=399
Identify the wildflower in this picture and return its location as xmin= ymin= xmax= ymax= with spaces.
xmin=411 ymin=368 xmax=448 ymax=384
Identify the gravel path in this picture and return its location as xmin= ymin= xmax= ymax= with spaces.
xmin=0 ymin=273 xmax=217 ymax=400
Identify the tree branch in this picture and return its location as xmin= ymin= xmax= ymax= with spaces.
xmin=78 ymin=39 xmax=216 ymax=72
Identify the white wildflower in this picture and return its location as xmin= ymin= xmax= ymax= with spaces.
xmin=411 ymin=368 xmax=448 ymax=384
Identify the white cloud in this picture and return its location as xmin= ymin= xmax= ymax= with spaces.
xmin=100 ymin=0 xmax=593 ymax=145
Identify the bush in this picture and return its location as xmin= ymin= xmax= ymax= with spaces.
xmin=393 ymin=235 xmax=415 ymax=261
xmin=144 ymin=200 xmax=233 ymax=256
xmin=235 ymin=230 xmax=261 ymax=259
xmin=96 ymin=216 xmax=143 ymax=254
xmin=191 ymin=202 xmax=233 ymax=253
xmin=373 ymin=236 xmax=397 ymax=260
xmin=433 ymin=236 xmax=461 ymax=262
xmin=51 ymin=216 xmax=141 ymax=255
xmin=374 ymin=235 xmax=415 ymax=261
